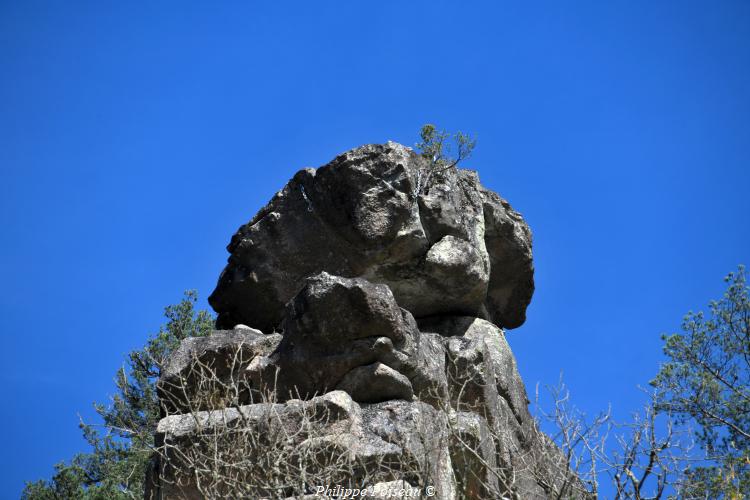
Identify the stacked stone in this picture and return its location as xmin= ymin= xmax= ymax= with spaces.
xmin=148 ymin=143 xmax=574 ymax=499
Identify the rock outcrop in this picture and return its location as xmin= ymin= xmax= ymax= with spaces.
xmin=208 ymin=142 xmax=533 ymax=333
xmin=147 ymin=142 xmax=583 ymax=499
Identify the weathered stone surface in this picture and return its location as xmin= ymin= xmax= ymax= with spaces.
xmin=208 ymin=142 xmax=533 ymax=332
xmin=160 ymin=327 xmax=262 ymax=380
xmin=418 ymin=315 xmax=530 ymax=424
xmin=480 ymin=186 xmax=535 ymax=328
xmin=150 ymin=392 xmax=457 ymax=499
xmin=240 ymin=272 xmax=447 ymax=407
xmin=155 ymin=284 xmax=575 ymax=498
xmin=408 ymin=331 xmax=449 ymax=405
xmin=151 ymin=391 xmax=362 ymax=499
xmin=157 ymin=390 xmax=362 ymax=439
xmin=262 ymin=272 xmax=423 ymax=401
xmin=417 ymin=316 xmax=561 ymax=499
xmin=157 ymin=328 xmax=281 ymax=413
xmin=150 ymin=142 xmax=590 ymax=499
xmin=335 ymin=362 xmax=414 ymax=403
xmin=361 ymin=399 xmax=457 ymax=500
xmin=449 ymin=411 xmax=501 ymax=499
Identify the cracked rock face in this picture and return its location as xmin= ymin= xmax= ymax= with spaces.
xmin=149 ymin=143 xmax=583 ymax=499
xmin=152 ymin=392 xmax=456 ymax=500
xmin=208 ymin=141 xmax=533 ymax=333
xmin=263 ymin=272 xmax=424 ymax=402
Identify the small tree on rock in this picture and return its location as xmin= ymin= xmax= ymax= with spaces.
xmin=414 ymin=123 xmax=476 ymax=195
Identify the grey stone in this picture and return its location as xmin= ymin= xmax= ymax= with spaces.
xmin=208 ymin=142 xmax=533 ymax=332
xmin=449 ymin=411 xmax=501 ymax=499
xmin=418 ymin=316 xmax=531 ymax=425
xmin=149 ymin=142 xmax=592 ymax=499
xmin=157 ymin=329 xmax=281 ymax=413
xmin=162 ymin=273 xmax=447 ymax=410
xmin=268 ymin=272 xmax=422 ymax=401
xmin=336 ymin=362 xmax=414 ymax=403
xmin=361 ymin=399 xmax=457 ymax=500
xmin=408 ymin=332 xmax=449 ymax=406
xmin=480 ymin=186 xmax=535 ymax=329
xmin=150 ymin=392 xmax=457 ymax=499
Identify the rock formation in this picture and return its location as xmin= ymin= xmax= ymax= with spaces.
xmin=208 ymin=142 xmax=533 ymax=333
xmin=147 ymin=142 xmax=581 ymax=499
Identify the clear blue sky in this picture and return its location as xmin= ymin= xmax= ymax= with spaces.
xmin=1 ymin=1 xmax=749 ymax=497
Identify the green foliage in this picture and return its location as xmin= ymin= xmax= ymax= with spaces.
xmin=651 ymin=266 xmax=750 ymax=498
xmin=22 ymin=291 xmax=214 ymax=499
xmin=416 ymin=123 xmax=476 ymax=169
xmin=414 ymin=123 xmax=476 ymax=194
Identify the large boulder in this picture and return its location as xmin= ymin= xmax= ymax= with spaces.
xmin=246 ymin=272 xmax=446 ymax=404
xmin=208 ymin=142 xmax=533 ymax=332
xmin=148 ymin=391 xmax=457 ymax=500
xmin=480 ymin=187 xmax=535 ymax=328
xmin=148 ymin=142 xmax=591 ymax=499
xmin=418 ymin=315 xmax=531 ymax=425
xmin=157 ymin=327 xmax=281 ymax=413
xmin=152 ymin=277 xmax=578 ymax=498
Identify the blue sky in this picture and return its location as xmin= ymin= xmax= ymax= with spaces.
xmin=1 ymin=1 xmax=749 ymax=497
